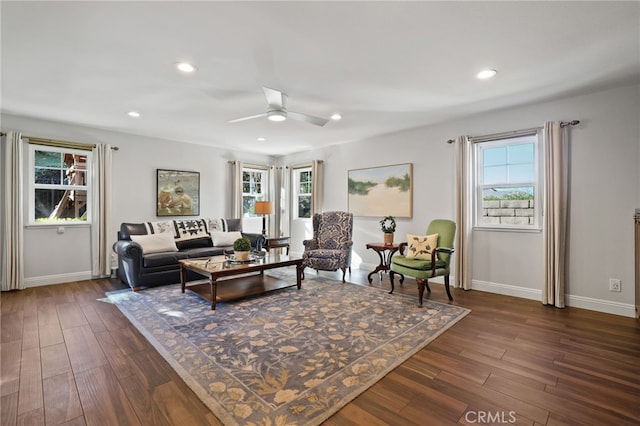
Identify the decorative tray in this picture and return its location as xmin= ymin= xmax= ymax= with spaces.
xmin=227 ymin=254 xmax=261 ymax=264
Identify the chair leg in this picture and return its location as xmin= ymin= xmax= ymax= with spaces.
xmin=416 ymin=278 xmax=433 ymax=306
xmin=341 ymin=267 xmax=346 ymax=282
xmin=417 ymin=279 xmax=426 ymax=306
xmin=444 ymin=275 xmax=453 ymax=301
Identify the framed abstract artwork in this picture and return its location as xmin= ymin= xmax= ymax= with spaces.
xmin=156 ymin=169 xmax=200 ymax=216
xmin=348 ymin=163 xmax=412 ymax=218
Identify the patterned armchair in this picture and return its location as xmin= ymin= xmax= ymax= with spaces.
xmin=302 ymin=211 xmax=354 ymax=282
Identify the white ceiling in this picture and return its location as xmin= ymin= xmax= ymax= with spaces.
xmin=2 ymin=1 xmax=639 ymax=155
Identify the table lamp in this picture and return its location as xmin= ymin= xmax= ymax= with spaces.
xmin=254 ymin=201 xmax=274 ymax=235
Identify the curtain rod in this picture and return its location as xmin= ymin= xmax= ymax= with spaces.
xmin=446 ymin=120 xmax=580 ymax=144
xmin=0 ymin=132 xmax=119 ymax=150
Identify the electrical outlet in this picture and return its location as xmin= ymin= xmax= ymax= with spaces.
xmin=609 ymin=278 xmax=621 ymax=292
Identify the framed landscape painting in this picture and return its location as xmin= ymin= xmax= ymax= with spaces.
xmin=156 ymin=169 xmax=200 ymax=216
xmin=348 ymin=163 xmax=413 ymax=217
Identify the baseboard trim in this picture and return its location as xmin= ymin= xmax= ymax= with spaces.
xmin=25 ymin=271 xmax=93 ymax=288
xmin=471 ymin=279 xmax=635 ymax=318
xmin=565 ymin=294 xmax=636 ymax=318
xmin=471 ymin=279 xmax=542 ymax=301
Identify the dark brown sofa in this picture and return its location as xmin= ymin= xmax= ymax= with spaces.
xmin=113 ymin=218 xmax=265 ymax=290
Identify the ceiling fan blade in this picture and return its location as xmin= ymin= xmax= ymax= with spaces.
xmin=263 ymin=87 xmax=286 ymax=109
xmin=228 ymin=113 xmax=267 ymax=123
xmin=288 ymin=111 xmax=330 ymax=127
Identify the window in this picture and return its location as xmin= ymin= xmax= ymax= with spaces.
xmin=242 ymin=167 xmax=268 ymax=216
xmin=474 ymin=133 xmax=540 ymax=229
xmin=29 ymin=145 xmax=91 ymax=224
xmin=293 ymin=167 xmax=312 ymax=219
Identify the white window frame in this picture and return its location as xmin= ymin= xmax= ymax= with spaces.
xmin=28 ymin=144 xmax=92 ymax=226
xmin=241 ymin=166 xmax=269 ymax=217
xmin=292 ymin=166 xmax=312 ymax=220
xmin=473 ymin=132 xmax=541 ymax=231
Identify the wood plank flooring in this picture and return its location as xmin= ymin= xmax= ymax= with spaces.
xmin=1 ymin=270 xmax=639 ymax=425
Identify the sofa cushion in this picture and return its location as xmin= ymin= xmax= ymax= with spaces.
xmin=183 ymin=247 xmax=228 ymax=258
xmin=130 ymin=233 xmax=178 ymax=254
xmin=392 ymin=255 xmax=446 ymax=270
xmin=175 ymin=237 xmax=213 ymax=251
xmin=211 ymin=230 xmax=243 ymax=247
xmin=143 ymin=251 xmax=189 ymax=268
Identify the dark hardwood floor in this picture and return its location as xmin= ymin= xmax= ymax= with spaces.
xmin=1 ymin=269 xmax=639 ymax=425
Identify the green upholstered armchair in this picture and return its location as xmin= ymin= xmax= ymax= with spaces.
xmin=389 ymin=219 xmax=456 ymax=305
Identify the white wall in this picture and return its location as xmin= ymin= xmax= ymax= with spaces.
xmin=280 ymin=84 xmax=640 ymax=317
xmin=0 ymin=114 xmax=273 ymax=286
xmin=2 ymin=84 xmax=638 ymax=316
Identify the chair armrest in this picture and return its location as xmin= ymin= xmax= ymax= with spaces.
xmin=398 ymin=242 xmax=408 ymax=255
xmin=436 ymin=247 xmax=455 ymax=255
xmin=432 ymin=247 xmax=454 ymax=274
xmin=303 ymin=239 xmax=319 ymax=250
xmin=113 ymin=240 xmax=143 ymax=260
xmin=340 ymin=240 xmax=354 ymax=250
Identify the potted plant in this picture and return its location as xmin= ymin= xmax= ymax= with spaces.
xmin=233 ymin=237 xmax=252 ymax=261
xmin=380 ymin=215 xmax=396 ymax=245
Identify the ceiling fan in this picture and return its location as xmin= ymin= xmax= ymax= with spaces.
xmin=228 ymin=87 xmax=330 ymax=127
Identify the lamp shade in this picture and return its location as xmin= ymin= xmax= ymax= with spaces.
xmin=255 ymin=201 xmax=274 ymax=215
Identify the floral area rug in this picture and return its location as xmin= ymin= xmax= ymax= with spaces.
xmin=106 ymin=269 xmax=469 ymax=425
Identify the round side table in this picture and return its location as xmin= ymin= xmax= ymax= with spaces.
xmin=365 ymin=242 xmax=403 ymax=284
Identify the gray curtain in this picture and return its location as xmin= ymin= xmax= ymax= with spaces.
xmin=230 ymin=160 xmax=244 ymax=218
xmin=311 ymin=160 xmax=323 ymax=215
xmin=91 ymin=143 xmax=113 ymax=277
xmin=272 ymin=165 xmax=289 ymax=237
xmin=1 ymin=132 xmax=25 ymax=291
xmin=454 ymin=136 xmax=473 ymax=290
xmin=542 ymin=121 xmax=568 ymax=307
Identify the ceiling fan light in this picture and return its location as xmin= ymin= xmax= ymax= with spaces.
xmin=267 ymin=110 xmax=287 ymax=122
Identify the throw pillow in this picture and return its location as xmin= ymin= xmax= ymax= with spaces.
xmin=206 ymin=218 xmax=230 ymax=232
xmin=130 ymin=233 xmax=178 ymax=254
xmin=211 ymin=230 xmax=243 ymax=247
xmin=405 ymin=233 xmax=439 ymax=260
xmin=174 ymin=219 xmax=209 ymax=242
xmin=144 ymin=220 xmax=178 ymax=238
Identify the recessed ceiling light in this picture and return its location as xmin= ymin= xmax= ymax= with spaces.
xmin=176 ymin=62 xmax=197 ymax=73
xmin=477 ymin=69 xmax=497 ymax=79
xmin=127 ymin=111 xmax=140 ymax=118
xmin=331 ymin=113 xmax=342 ymax=120
xmin=257 ymin=137 xmax=266 ymax=141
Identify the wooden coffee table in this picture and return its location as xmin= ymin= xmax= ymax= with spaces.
xmin=179 ymin=254 xmax=303 ymax=310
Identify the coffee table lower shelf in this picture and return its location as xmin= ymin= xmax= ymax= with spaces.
xmin=183 ymin=273 xmax=296 ymax=308
xmin=179 ymin=255 xmax=303 ymax=310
